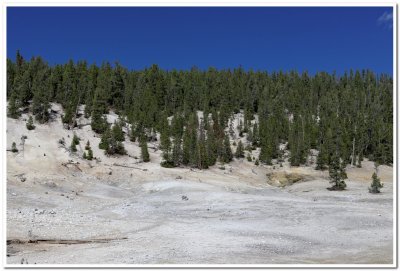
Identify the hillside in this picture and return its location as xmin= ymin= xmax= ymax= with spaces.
xmin=6 ymin=105 xmax=393 ymax=264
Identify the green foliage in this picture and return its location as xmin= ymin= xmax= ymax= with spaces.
xmin=91 ymin=113 xmax=109 ymax=134
xmin=87 ymin=149 xmax=93 ymax=160
xmin=70 ymin=141 xmax=77 ymax=152
xmin=112 ymin=121 xmax=125 ymax=142
xmin=85 ymin=140 xmax=91 ymax=150
xmin=70 ymin=133 xmax=80 ymax=152
xmin=99 ymin=127 xmax=126 ymax=155
xmin=83 ymin=141 xmax=93 ymax=160
xmin=8 ymin=91 xmax=20 ymax=119
xmin=235 ymin=140 xmax=245 ymax=158
xmin=6 ymin=52 xmax=393 ymax=169
xmin=369 ymin=172 xmax=383 ymax=193
xmin=31 ymin=57 xmax=51 ymax=123
xmin=26 ymin=116 xmax=35 ymax=130
xmin=246 ymin=153 xmax=252 ymax=162
xmin=72 ymin=133 xmax=80 ymax=145
xmin=220 ymin=133 xmax=233 ymax=163
xmin=140 ymin=136 xmax=150 ymax=162
xmin=327 ymin=152 xmax=347 ymax=191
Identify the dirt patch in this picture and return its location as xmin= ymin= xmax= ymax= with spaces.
xmin=266 ymin=171 xmax=310 ymax=187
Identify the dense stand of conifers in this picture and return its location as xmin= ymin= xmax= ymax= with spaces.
xmin=7 ymin=52 xmax=393 ymax=180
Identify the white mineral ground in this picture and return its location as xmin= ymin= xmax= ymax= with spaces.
xmin=6 ymin=104 xmax=393 ymax=265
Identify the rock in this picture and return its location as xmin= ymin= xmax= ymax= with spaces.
xmin=176 ymin=176 xmax=182 ymax=180
xmin=61 ymin=193 xmax=64 ymax=196
xmin=35 ymin=209 xmax=45 ymax=215
xmin=11 ymin=193 xmax=17 ymax=196
xmin=49 ymin=210 xmax=56 ymax=214
xmin=181 ymin=195 xmax=189 ymax=201
xmin=108 ymin=171 xmax=112 ymax=175
xmin=45 ymin=191 xmax=48 ymax=194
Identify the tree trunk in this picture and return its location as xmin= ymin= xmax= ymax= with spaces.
xmin=351 ymin=136 xmax=355 ymax=167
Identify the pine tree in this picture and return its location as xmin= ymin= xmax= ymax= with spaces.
xmin=70 ymin=140 xmax=77 ymax=152
xmin=220 ymin=133 xmax=233 ymax=163
xmin=235 ymin=140 xmax=245 ymax=158
xmin=369 ymin=172 xmax=383 ymax=193
xmin=26 ymin=116 xmax=35 ymax=130
xmin=206 ymin=126 xmax=218 ymax=166
xmin=8 ymin=91 xmax=20 ymax=119
xmin=327 ymin=152 xmax=347 ymax=191
xmin=85 ymin=140 xmax=91 ymax=150
xmin=252 ymin=122 xmax=259 ymax=147
xmin=160 ymin=118 xmax=173 ymax=166
xmin=112 ymin=121 xmax=125 ymax=142
xmin=197 ymin=120 xmax=208 ymax=169
xmin=72 ymin=133 xmax=80 ymax=145
xmin=105 ymin=136 xmax=126 ymax=155
xmin=99 ymin=128 xmax=111 ymax=150
xmin=171 ymin=136 xmax=182 ymax=167
xmin=87 ymin=149 xmax=93 ymax=160
xmin=31 ymin=60 xmax=51 ymax=123
xmin=70 ymin=133 xmax=80 ymax=152
xmin=140 ymin=136 xmax=150 ymax=162
xmin=83 ymin=141 xmax=93 ymax=160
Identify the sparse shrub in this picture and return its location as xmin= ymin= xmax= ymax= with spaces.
xmin=11 ymin=142 xmax=18 ymax=153
xmin=85 ymin=140 xmax=91 ymax=150
xmin=83 ymin=152 xmax=87 ymax=159
xmin=58 ymin=138 xmax=65 ymax=145
xmin=255 ymin=159 xmax=259 ymax=166
xmin=161 ymin=161 xmax=175 ymax=168
xmin=246 ymin=153 xmax=252 ymax=162
xmin=26 ymin=116 xmax=35 ymax=130
xmin=70 ymin=141 xmax=77 ymax=152
xmin=105 ymin=139 xmax=126 ymax=155
xmin=219 ymin=166 xmax=226 ymax=170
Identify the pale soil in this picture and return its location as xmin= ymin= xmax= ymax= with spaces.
xmin=6 ymin=105 xmax=394 ymax=265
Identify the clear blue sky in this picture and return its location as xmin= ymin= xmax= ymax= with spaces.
xmin=7 ymin=7 xmax=393 ymax=75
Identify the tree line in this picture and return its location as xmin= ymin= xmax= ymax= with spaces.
xmin=7 ymin=51 xmax=393 ymax=174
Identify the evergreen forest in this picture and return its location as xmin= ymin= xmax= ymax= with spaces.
xmin=7 ymin=51 xmax=393 ymax=171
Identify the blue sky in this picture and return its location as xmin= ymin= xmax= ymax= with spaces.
xmin=7 ymin=7 xmax=393 ymax=75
